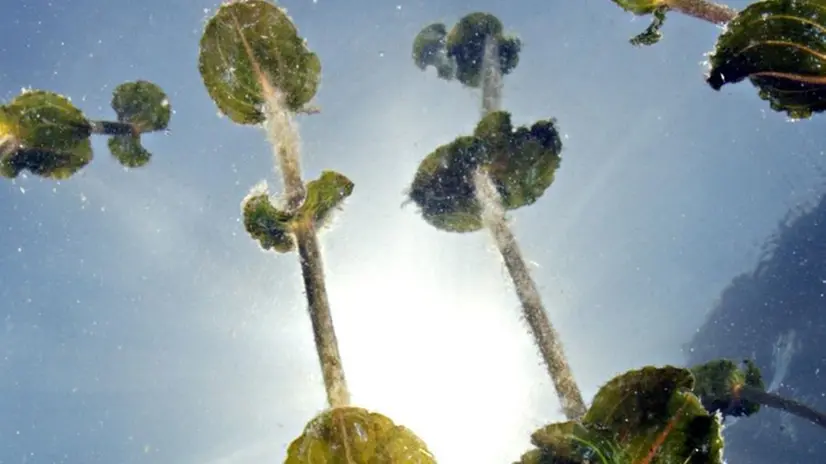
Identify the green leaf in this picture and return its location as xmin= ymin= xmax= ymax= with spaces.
xmin=520 ymin=366 xmax=724 ymax=464
xmin=629 ymin=7 xmax=668 ymax=46
xmin=108 ymin=135 xmax=152 ymax=168
xmin=444 ymin=12 xmax=521 ymax=88
xmin=408 ymin=111 xmax=562 ymax=233
xmin=199 ymin=0 xmax=321 ymax=124
xmin=691 ymin=359 xmax=764 ymax=418
xmin=242 ymin=189 xmax=296 ymax=253
xmin=707 ymin=0 xmax=826 ymax=119
xmin=412 ymin=23 xmax=456 ymax=79
xmin=297 ymin=170 xmax=354 ymax=227
xmin=242 ymin=171 xmax=353 ymax=252
xmin=0 ymin=90 xmax=93 ymax=179
xmin=111 ymin=80 xmax=171 ymax=133
xmin=285 ymin=407 xmax=435 ymax=463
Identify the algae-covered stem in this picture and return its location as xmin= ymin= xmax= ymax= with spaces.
xmin=739 ymin=385 xmax=826 ymax=431
xmin=90 ymin=121 xmax=138 ymax=137
xmin=473 ymin=37 xmax=587 ymax=419
xmin=664 ymin=0 xmax=737 ymax=24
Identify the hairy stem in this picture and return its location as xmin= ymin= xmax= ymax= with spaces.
xmin=481 ymin=36 xmax=503 ymax=116
xmin=663 ymin=0 xmax=737 ymax=24
xmin=740 ymin=385 xmax=826 ymax=431
xmin=473 ymin=170 xmax=587 ymax=419
xmin=477 ymin=33 xmax=586 ymax=419
xmin=89 ymin=120 xmax=137 ymax=136
xmin=294 ymin=221 xmax=351 ymax=408
xmin=261 ymin=82 xmax=350 ymax=409
xmin=262 ymin=87 xmax=305 ymax=212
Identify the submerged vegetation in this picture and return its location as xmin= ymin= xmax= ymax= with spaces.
xmin=0 ymin=81 xmax=170 ymax=178
xmin=8 ymin=0 xmax=826 ymax=461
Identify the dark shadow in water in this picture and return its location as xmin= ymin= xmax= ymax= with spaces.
xmin=687 ymin=190 xmax=826 ymax=462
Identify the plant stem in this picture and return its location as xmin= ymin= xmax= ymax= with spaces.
xmin=261 ymin=81 xmax=350 ymax=409
xmin=663 ymin=0 xmax=737 ymax=24
xmin=477 ymin=35 xmax=586 ymax=420
xmin=89 ymin=120 xmax=137 ymax=136
xmin=473 ymin=170 xmax=587 ymax=419
xmin=294 ymin=221 xmax=351 ymax=408
xmin=480 ymin=36 xmax=503 ymax=117
xmin=740 ymin=385 xmax=826 ymax=431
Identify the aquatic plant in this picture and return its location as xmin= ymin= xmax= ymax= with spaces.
xmin=198 ymin=1 xmax=434 ymax=461
xmin=409 ymin=11 xmax=586 ymax=421
xmin=0 ymin=80 xmax=170 ymax=178
xmin=608 ymin=0 xmax=826 ymax=120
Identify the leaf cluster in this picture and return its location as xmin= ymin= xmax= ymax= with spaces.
xmin=242 ymin=170 xmax=354 ymax=252
xmin=0 ymin=81 xmax=170 ymax=179
xmin=413 ymin=12 xmax=521 ymax=88
xmin=408 ymin=110 xmax=562 ymax=233
xmin=517 ymin=366 xmax=725 ymax=464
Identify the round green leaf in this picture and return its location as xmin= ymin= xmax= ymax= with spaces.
xmin=408 ymin=111 xmax=562 ymax=233
xmin=199 ymin=0 xmax=321 ymax=124
xmin=6 ymin=90 xmax=91 ymax=151
xmin=108 ymin=135 xmax=152 ymax=168
xmin=708 ymin=0 xmax=826 ymax=119
xmin=0 ymin=91 xmax=93 ymax=179
xmin=111 ymin=80 xmax=171 ymax=133
xmin=285 ymin=407 xmax=436 ymax=463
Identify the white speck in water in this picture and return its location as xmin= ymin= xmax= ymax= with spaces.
xmin=18 ymin=186 xmax=25 ymax=194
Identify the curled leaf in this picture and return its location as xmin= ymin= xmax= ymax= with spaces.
xmin=111 ymin=80 xmax=171 ymax=133
xmin=691 ymin=359 xmax=764 ymax=418
xmin=446 ymin=12 xmax=521 ymax=88
xmin=630 ymin=6 xmax=668 ymax=46
xmin=242 ymin=171 xmax=353 ymax=252
xmin=284 ymin=407 xmax=436 ymax=463
xmin=108 ymin=135 xmax=152 ymax=168
xmin=0 ymin=90 xmax=93 ymax=179
xmin=707 ymin=0 xmax=826 ymax=119
xmin=519 ymin=366 xmax=724 ymax=464
xmin=408 ymin=111 xmax=562 ymax=233
xmin=199 ymin=0 xmax=321 ymax=124
xmin=242 ymin=188 xmax=296 ymax=253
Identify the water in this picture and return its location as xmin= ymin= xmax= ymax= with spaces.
xmin=1 ymin=0 xmax=825 ymax=463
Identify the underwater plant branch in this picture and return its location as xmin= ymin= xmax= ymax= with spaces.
xmin=230 ymin=8 xmax=306 ymax=211
xmin=89 ymin=120 xmax=138 ymax=136
xmin=739 ymin=385 xmax=826 ymax=431
xmin=472 ymin=169 xmax=587 ymax=419
xmin=480 ymin=35 xmax=503 ymax=116
xmin=663 ymin=0 xmax=737 ymax=24
xmin=263 ymin=87 xmax=306 ymax=212
xmin=293 ymin=220 xmax=351 ymax=408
